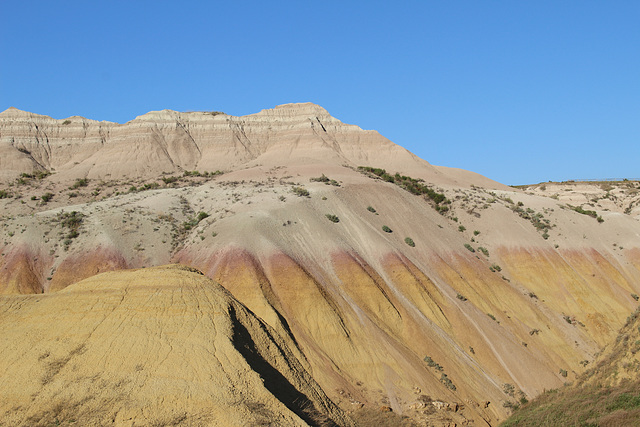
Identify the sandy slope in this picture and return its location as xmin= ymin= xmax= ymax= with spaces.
xmin=0 ymin=264 xmax=351 ymax=426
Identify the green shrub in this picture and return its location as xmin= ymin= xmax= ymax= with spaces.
xmin=382 ymin=225 xmax=392 ymax=233
xmin=456 ymin=293 xmax=467 ymax=301
xmin=559 ymin=369 xmax=568 ymax=377
xmin=357 ymin=166 xmax=448 ymax=205
xmin=310 ymin=174 xmax=339 ymax=186
xmin=570 ymin=204 xmax=599 ymax=219
xmin=69 ymin=178 xmax=89 ymax=190
xmin=182 ymin=212 xmax=210 ymax=230
xmin=0 ymin=190 xmax=11 ymax=199
xmin=423 ymin=355 xmax=443 ymax=371
xmin=632 ymin=293 xmax=639 ymax=301
xmin=458 ymin=225 xmax=466 ymax=232
xmin=162 ymin=176 xmax=179 ymax=184
xmin=404 ymin=237 xmax=415 ymax=247
xmin=325 ymin=214 xmax=339 ymax=223
xmin=41 ymin=193 xmax=54 ymax=203
xmin=310 ymin=174 xmax=330 ymax=183
xmin=488 ymin=313 xmax=497 ymax=321
xmin=440 ymin=373 xmax=456 ymax=391
xmin=473 ymin=230 xmax=480 ymax=236
xmin=464 ymin=243 xmax=475 ymax=252
xmin=292 ymin=186 xmax=310 ymax=197
xmin=478 ymin=247 xmax=489 ymax=256
xmin=62 ymin=119 xmax=71 ymax=125
xmin=367 ymin=206 xmax=376 ymax=213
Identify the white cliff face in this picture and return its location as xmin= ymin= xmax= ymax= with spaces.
xmin=0 ymin=103 xmax=434 ymax=182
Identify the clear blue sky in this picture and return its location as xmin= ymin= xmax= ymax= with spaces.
xmin=1 ymin=1 xmax=638 ymax=185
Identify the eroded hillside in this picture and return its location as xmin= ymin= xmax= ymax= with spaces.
xmin=0 ymin=264 xmax=351 ymax=426
xmin=1 ymin=104 xmax=640 ymax=426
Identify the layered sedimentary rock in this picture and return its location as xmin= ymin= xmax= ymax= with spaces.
xmin=0 ymin=103 xmax=452 ymax=184
xmin=1 ymin=104 xmax=640 ymax=425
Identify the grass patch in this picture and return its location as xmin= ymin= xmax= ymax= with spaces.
xmin=501 ymin=380 xmax=640 ymax=426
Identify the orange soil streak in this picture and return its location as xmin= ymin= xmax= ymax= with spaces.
xmin=48 ymin=247 xmax=128 ymax=292
xmin=0 ymin=246 xmax=47 ymax=294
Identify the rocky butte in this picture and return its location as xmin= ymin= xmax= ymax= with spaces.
xmin=0 ymin=103 xmax=639 ymax=426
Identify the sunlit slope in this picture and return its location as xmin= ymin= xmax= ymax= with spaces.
xmin=1 ymin=104 xmax=640 ymax=425
xmin=501 ymin=306 xmax=640 ymax=427
xmin=0 ymin=264 xmax=351 ymax=426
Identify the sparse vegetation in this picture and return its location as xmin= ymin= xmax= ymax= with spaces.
xmin=367 ymin=206 xmax=377 ymax=213
xmin=404 ymin=237 xmax=415 ymax=247
xmin=41 ymin=193 xmax=54 ymax=203
xmin=382 ymin=225 xmax=392 ymax=233
xmin=456 ymin=293 xmax=467 ymax=301
xmin=423 ymin=355 xmax=443 ymax=371
xmin=464 ymin=243 xmax=475 ymax=252
xmin=182 ymin=211 xmax=210 ymax=230
xmin=310 ymin=174 xmax=340 ymax=186
xmin=292 ymin=186 xmax=310 ymax=197
xmin=357 ymin=166 xmax=449 ymax=207
xmin=440 ymin=373 xmax=456 ymax=391
xmin=502 ymin=380 xmax=640 ymax=426
xmin=57 ymin=211 xmax=85 ymax=250
xmin=162 ymin=176 xmax=179 ymax=184
xmin=325 ymin=214 xmax=340 ymax=223
xmin=570 ymin=204 xmax=598 ymax=218
xmin=458 ymin=225 xmax=466 ymax=232
xmin=478 ymin=247 xmax=489 ymax=256
xmin=69 ymin=178 xmax=89 ymax=190
xmin=0 ymin=190 xmax=11 ymax=199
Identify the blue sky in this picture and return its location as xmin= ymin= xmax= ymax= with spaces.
xmin=1 ymin=1 xmax=638 ymax=185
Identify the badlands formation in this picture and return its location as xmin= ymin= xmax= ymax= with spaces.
xmin=1 ymin=103 xmax=640 ymax=426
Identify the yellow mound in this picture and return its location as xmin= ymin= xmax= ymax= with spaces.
xmin=0 ymin=264 xmax=351 ymax=426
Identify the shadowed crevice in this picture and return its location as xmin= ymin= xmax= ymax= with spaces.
xmin=228 ymin=305 xmax=338 ymax=427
